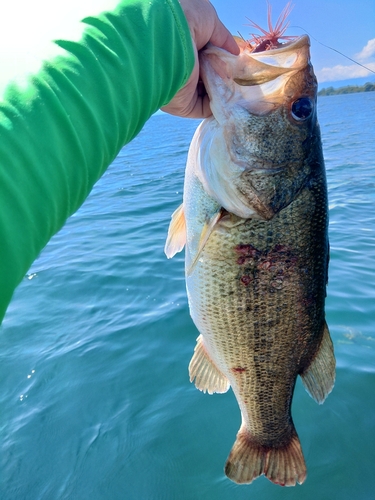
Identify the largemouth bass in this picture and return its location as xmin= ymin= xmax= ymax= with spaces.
xmin=165 ymin=11 xmax=335 ymax=487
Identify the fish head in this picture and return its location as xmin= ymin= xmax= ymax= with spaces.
xmin=198 ymin=35 xmax=322 ymax=220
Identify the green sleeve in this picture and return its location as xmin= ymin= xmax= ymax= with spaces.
xmin=0 ymin=0 xmax=195 ymax=323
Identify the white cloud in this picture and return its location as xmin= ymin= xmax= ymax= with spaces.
xmin=316 ymin=39 xmax=375 ymax=82
xmin=355 ymin=38 xmax=375 ymax=61
xmin=316 ymin=62 xmax=375 ymax=83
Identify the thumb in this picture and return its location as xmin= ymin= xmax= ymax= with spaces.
xmin=208 ymin=19 xmax=240 ymax=55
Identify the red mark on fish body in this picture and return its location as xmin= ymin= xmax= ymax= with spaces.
xmin=234 ymin=244 xmax=259 ymax=257
xmin=273 ymin=244 xmax=289 ymax=253
xmin=232 ymin=367 xmax=247 ymax=373
xmin=240 ymin=275 xmax=253 ymax=286
xmin=236 ymin=242 xmax=299 ymax=289
xmin=237 ymin=256 xmax=255 ymax=265
xmin=259 ymin=260 xmax=272 ymax=270
xmin=235 ymin=244 xmax=260 ymax=266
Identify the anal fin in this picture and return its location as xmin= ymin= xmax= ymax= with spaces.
xmin=301 ymin=321 xmax=336 ymax=404
xmin=189 ymin=335 xmax=230 ymax=394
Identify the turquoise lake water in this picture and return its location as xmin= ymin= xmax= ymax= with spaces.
xmin=0 ymin=92 xmax=374 ymax=499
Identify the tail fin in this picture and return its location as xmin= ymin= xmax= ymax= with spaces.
xmin=224 ymin=426 xmax=307 ymax=486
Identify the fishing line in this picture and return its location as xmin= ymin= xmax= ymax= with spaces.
xmin=291 ymin=26 xmax=375 ymax=74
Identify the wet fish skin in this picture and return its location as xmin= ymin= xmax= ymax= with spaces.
xmin=188 ymin=171 xmax=330 ymax=486
xmin=165 ymin=35 xmax=335 ymax=486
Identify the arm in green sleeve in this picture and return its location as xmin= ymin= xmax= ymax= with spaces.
xmin=0 ymin=0 xmax=195 ymax=323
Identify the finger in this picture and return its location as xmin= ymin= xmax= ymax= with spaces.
xmin=185 ymin=93 xmax=212 ymax=118
xmin=210 ymin=20 xmax=240 ymax=55
xmin=161 ymin=79 xmax=212 ymax=119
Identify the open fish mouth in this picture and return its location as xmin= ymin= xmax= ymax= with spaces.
xmin=199 ymin=32 xmax=313 ymax=126
xmin=233 ymin=35 xmax=310 ymax=86
xmin=251 ymin=34 xmax=299 ymax=53
xmin=200 ymin=1 xmax=311 ymax=94
xmin=235 ymin=34 xmax=309 ymax=57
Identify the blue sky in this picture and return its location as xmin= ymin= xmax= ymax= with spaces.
xmin=212 ymin=0 xmax=375 ymax=87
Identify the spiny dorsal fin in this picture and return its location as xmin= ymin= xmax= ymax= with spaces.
xmin=189 ymin=335 xmax=230 ymax=394
xmin=300 ymin=321 xmax=335 ymax=404
xmin=164 ymin=204 xmax=186 ymax=259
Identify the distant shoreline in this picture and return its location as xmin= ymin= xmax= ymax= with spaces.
xmin=318 ymin=82 xmax=375 ymax=96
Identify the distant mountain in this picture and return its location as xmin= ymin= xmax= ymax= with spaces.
xmin=318 ymin=82 xmax=375 ymax=96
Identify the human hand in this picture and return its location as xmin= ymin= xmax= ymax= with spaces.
xmin=161 ymin=0 xmax=239 ymax=118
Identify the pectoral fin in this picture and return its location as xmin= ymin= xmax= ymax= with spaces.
xmin=164 ymin=204 xmax=186 ymax=258
xmin=186 ymin=208 xmax=224 ymax=276
xmin=189 ymin=335 xmax=230 ymax=394
xmin=300 ymin=322 xmax=335 ymax=404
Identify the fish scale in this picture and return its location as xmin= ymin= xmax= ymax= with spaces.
xmin=189 ymin=177 xmax=328 ymax=428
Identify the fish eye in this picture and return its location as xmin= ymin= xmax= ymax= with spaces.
xmin=291 ymin=97 xmax=314 ymax=121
